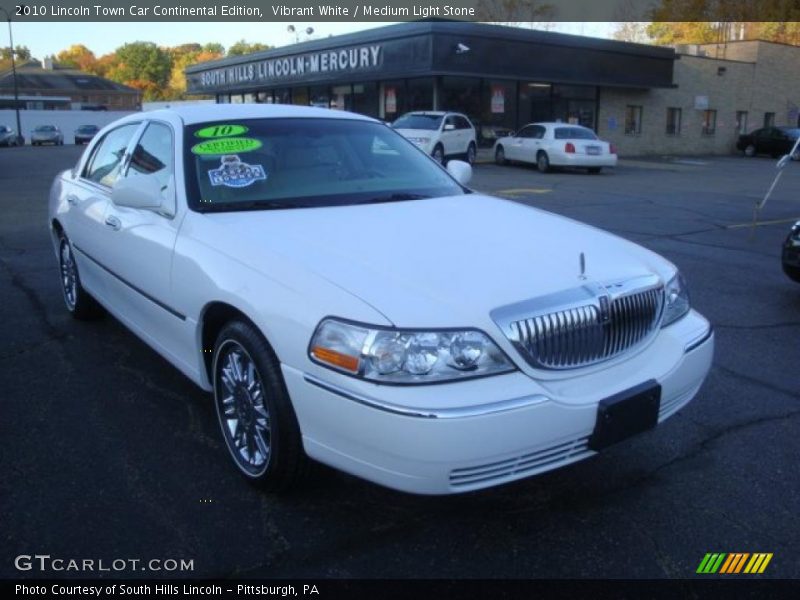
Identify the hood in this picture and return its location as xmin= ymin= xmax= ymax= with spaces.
xmin=395 ymin=128 xmax=438 ymax=140
xmin=201 ymin=194 xmax=675 ymax=329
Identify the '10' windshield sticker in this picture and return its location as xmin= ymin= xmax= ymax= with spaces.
xmin=208 ymin=155 xmax=267 ymax=188
xmin=194 ymin=124 xmax=249 ymax=139
xmin=192 ymin=137 xmax=262 ymax=155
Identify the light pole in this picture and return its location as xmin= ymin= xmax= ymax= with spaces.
xmin=0 ymin=6 xmax=23 ymax=145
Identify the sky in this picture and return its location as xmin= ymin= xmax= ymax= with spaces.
xmin=7 ymin=21 xmax=617 ymax=59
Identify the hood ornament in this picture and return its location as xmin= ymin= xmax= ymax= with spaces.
xmin=579 ymin=252 xmax=586 ymax=280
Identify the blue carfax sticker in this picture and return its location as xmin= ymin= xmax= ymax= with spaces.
xmin=208 ymin=155 xmax=267 ymax=188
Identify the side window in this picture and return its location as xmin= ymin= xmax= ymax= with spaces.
xmin=531 ymin=126 xmax=545 ymax=139
xmin=517 ymin=126 xmax=532 ymax=138
xmin=126 ymin=122 xmax=175 ymax=198
xmin=444 ymin=115 xmax=456 ymax=130
xmin=83 ymin=124 xmax=140 ymax=187
xmin=455 ymin=116 xmax=471 ymax=130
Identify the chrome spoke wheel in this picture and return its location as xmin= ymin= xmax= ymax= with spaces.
xmin=59 ymin=239 xmax=78 ymax=310
xmin=215 ymin=341 xmax=272 ymax=476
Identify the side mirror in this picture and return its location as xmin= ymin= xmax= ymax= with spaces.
xmin=111 ymin=175 xmax=164 ymax=211
xmin=447 ymin=160 xmax=472 ymax=185
xmin=444 ymin=123 xmax=455 ymax=131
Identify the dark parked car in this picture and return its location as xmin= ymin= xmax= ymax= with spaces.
xmin=783 ymin=222 xmax=800 ymax=283
xmin=0 ymin=124 xmax=22 ymax=147
xmin=74 ymin=124 xmax=100 ymax=145
xmin=737 ymin=126 xmax=800 ymax=158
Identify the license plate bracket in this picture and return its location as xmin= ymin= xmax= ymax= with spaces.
xmin=586 ymin=146 xmax=601 ymax=155
xmin=588 ymin=380 xmax=661 ymax=451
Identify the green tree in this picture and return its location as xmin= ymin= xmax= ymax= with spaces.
xmin=227 ymin=40 xmax=270 ymax=56
xmin=203 ymin=42 xmax=225 ymax=55
xmin=105 ymin=42 xmax=171 ymax=100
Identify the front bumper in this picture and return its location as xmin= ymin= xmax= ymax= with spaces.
xmin=285 ymin=310 xmax=713 ymax=494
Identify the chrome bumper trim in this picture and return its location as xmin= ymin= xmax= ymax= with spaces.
xmin=303 ymin=374 xmax=548 ymax=419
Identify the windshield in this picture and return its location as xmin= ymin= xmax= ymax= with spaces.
xmin=79 ymin=125 xmax=98 ymax=132
xmin=184 ymin=118 xmax=465 ymax=212
xmin=36 ymin=126 xmax=56 ymax=132
xmin=554 ymin=127 xmax=598 ymax=140
xmin=392 ymin=114 xmax=443 ymax=130
xmin=0 ymin=126 xmax=8 ymax=133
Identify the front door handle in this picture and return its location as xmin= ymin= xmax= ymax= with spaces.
xmin=104 ymin=215 xmax=121 ymax=231
xmin=66 ymin=194 xmax=79 ymax=206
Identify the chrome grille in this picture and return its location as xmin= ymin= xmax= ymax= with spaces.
xmin=500 ymin=282 xmax=664 ymax=369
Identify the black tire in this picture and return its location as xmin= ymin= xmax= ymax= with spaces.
xmin=465 ymin=142 xmax=476 ymax=165
xmin=432 ymin=144 xmax=445 ymax=164
xmin=495 ymin=145 xmax=507 ymax=165
xmin=588 ymin=167 xmax=602 ymax=174
xmin=744 ymin=144 xmax=756 ymax=157
xmin=58 ymin=234 xmax=104 ymax=320
xmin=212 ymin=320 xmax=307 ymax=492
xmin=784 ymin=263 xmax=800 ymax=283
xmin=537 ymin=151 xmax=550 ymax=173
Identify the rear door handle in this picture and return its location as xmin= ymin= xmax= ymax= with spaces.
xmin=66 ymin=194 xmax=79 ymax=206
xmin=104 ymin=215 xmax=121 ymax=231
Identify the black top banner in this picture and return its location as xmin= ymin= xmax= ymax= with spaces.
xmin=2 ymin=0 xmax=787 ymax=23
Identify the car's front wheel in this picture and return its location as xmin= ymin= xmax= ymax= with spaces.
xmin=432 ymin=144 xmax=445 ymax=164
xmin=465 ymin=142 xmax=476 ymax=165
xmin=495 ymin=145 xmax=507 ymax=165
xmin=212 ymin=321 xmax=307 ymax=491
xmin=58 ymin=235 xmax=103 ymax=320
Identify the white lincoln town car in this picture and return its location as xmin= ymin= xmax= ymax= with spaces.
xmin=49 ymin=105 xmax=713 ymax=495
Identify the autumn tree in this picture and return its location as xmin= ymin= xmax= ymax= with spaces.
xmin=56 ymin=44 xmax=97 ymax=71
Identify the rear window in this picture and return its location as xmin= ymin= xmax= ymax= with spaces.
xmin=554 ymin=127 xmax=598 ymax=140
xmin=184 ymin=118 xmax=465 ymax=212
xmin=392 ymin=114 xmax=443 ymax=130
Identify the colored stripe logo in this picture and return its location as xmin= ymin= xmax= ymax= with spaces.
xmin=696 ymin=553 xmax=773 ymax=574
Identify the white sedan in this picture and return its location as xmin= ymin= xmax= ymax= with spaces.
xmin=494 ymin=122 xmax=618 ymax=173
xmin=49 ymin=105 xmax=712 ymax=495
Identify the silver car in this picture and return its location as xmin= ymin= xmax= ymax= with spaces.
xmin=31 ymin=125 xmax=64 ymax=146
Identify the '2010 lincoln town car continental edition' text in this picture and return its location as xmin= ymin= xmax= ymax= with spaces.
xmin=48 ymin=105 xmax=713 ymax=494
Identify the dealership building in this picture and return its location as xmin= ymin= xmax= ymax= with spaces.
xmin=186 ymin=21 xmax=800 ymax=155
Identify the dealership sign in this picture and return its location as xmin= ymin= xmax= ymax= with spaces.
xmin=198 ymin=45 xmax=382 ymax=88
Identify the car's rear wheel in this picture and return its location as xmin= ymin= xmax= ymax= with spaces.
xmin=432 ymin=144 xmax=445 ymax=164
xmin=537 ymin=151 xmax=550 ymax=173
xmin=495 ymin=146 xmax=507 ymax=165
xmin=465 ymin=142 xmax=476 ymax=165
xmin=58 ymin=235 xmax=103 ymax=320
xmin=212 ymin=321 xmax=307 ymax=491
xmin=744 ymin=144 xmax=756 ymax=157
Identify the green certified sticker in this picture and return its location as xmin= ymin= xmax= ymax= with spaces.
xmin=191 ymin=137 xmax=262 ymax=155
xmin=194 ymin=124 xmax=249 ymax=139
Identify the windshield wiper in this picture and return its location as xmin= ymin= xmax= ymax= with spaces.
xmin=354 ymin=193 xmax=432 ymax=205
xmin=200 ymin=200 xmax=305 ymax=212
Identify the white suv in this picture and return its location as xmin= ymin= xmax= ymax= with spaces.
xmin=392 ymin=111 xmax=477 ymax=165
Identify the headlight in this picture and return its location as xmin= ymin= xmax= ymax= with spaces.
xmin=309 ymin=318 xmax=515 ymax=384
xmin=661 ymin=272 xmax=690 ymax=327
xmin=407 ymin=136 xmax=431 ymax=146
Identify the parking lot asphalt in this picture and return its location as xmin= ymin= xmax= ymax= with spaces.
xmin=1 ymin=145 xmax=798 ymax=579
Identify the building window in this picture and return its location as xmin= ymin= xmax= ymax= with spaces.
xmin=764 ymin=112 xmax=775 ymax=127
xmin=625 ymin=105 xmax=642 ymax=135
xmin=736 ymin=111 xmax=748 ymax=134
xmin=701 ymin=109 xmax=717 ymax=135
xmin=666 ymin=107 xmax=682 ymax=135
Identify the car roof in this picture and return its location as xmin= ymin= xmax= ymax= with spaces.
xmin=138 ymin=103 xmax=377 ymax=126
